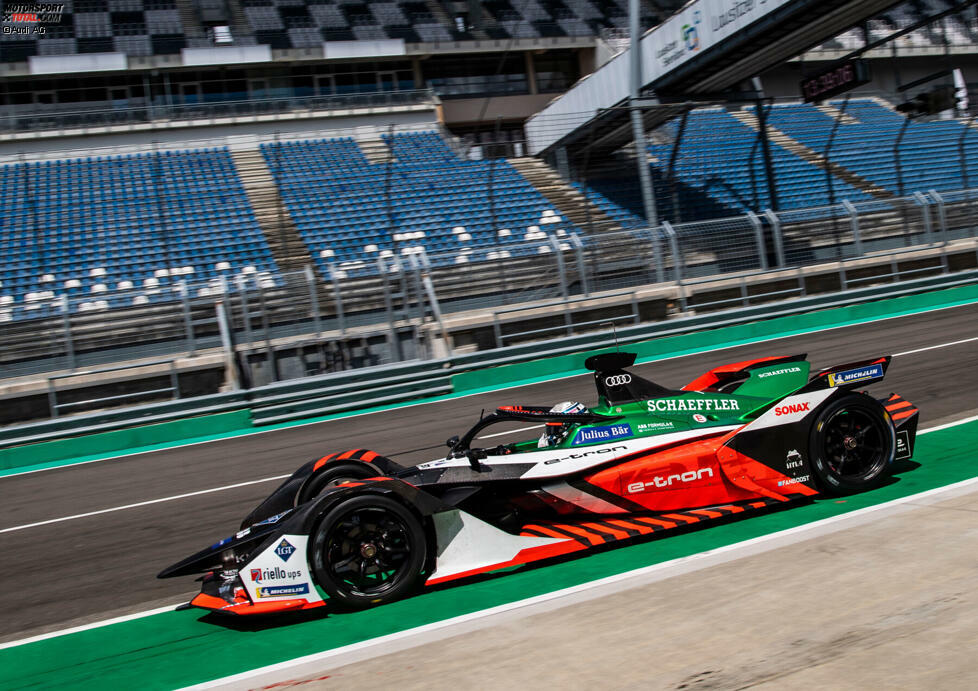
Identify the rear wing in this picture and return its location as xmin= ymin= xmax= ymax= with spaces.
xmin=800 ymin=356 xmax=891 ymax=392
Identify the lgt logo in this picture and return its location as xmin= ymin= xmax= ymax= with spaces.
xmin=274 ymin=538 xmax=296 ymax=562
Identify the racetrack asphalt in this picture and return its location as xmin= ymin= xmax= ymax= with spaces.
xmin=1 ymin=302 xmax=976 ymax=642
xmin=293 ymin=483 xmax=978 ymax=691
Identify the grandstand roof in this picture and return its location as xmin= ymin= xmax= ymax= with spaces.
xmin=0 ymin=0 xmax=683 ymax=66
xmin=526 ymin=0 xmax=956 ymax=155
xmin=553 ymin=99 xmax=708 ymax=162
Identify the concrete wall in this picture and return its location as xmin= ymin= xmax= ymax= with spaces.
xmin=0 ymin=109 xmax=440 ymax=157
xmin=440 ymin=93 xmax=557 ymax=126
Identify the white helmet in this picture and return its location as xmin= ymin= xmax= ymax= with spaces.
xmin=537 ymin=401 xmax=589 ymax=448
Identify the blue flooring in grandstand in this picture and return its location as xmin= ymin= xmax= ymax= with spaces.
xmin=261 ymin=131 xmax=579 ymax=277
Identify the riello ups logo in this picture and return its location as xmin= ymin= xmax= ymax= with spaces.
xmin=2 ymin=3 xmax=64 ymax=35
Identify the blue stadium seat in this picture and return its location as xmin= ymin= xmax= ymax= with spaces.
xmin=260 ymin=131 xmax=580 ymax=276
xmin=0 ymin=147 xmax=278 ymax=321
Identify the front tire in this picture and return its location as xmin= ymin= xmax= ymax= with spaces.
xmin=311 ymin=495 xmax=427 ymax=610
xmin=809 ymin=393 xmax=895 ymax=495
xmin=298 ymin=462 xmax=376 ymax=505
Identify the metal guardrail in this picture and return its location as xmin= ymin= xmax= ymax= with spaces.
xmin=47 ymin=359 xmax=179 ymax=418
xmin=492 ymin=289 xmax=640 ymax=347
xmin=0 ymin=90 xmax=438 ymax=135
xmin=2 ymin=182 xmax=977 ymax=383
xmin=2 ymin=268 xmax=975 ymax=450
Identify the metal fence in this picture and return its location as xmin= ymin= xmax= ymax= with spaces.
xmin=3 ymin=185 xmax=975 ymax=383
xmin=529 ymin=95 xmax=978 ymax=230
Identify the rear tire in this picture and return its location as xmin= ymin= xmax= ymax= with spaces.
xmin=310 ymin=495 xmax=427 ymax=610
xmin=809 ymin=393 xmax=895 ymax=495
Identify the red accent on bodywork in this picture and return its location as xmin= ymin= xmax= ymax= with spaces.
xmin=632 ymin=515 xmax=680 ymax=529
xmin=716 ymin=445 xmax=818 ymax=499
xmin=606 ymin=518 xmax=657 ymax=535
xmin=598 ymin=435 xmax=759 ymax=512
xmin=189 ymin=592 xmax=327 ymax=615
xmin=683 ymin=356 xmax=788 ymax=391
xmin=312 ymin=453 xmax=338 ymax=472
xmin=424 ymin=539 xmax=584 ymax=585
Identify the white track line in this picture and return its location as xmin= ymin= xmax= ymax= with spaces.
xmin=2 ymin=406 xmax=976 ymax=538
xmin=188 ymin=473 xmax=978 ymax=690
xmin=2 ymin=300 xmax=975 ymax=481
xmin=0 ymin=415 xmax=974 ymax=654
xmin=0 ymin=604 xmax=184 ymax=651
xmin=892 ymin=336 xmax=978 ymax=358
xmin=0 ymin=475 xmax=289 ymax=535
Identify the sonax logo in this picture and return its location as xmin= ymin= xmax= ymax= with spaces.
xmin=775 ymin=402 xmax=810 ymax=416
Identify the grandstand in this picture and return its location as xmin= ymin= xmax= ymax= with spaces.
xmin=1 ymin=0 xmax=977 ymax=404
xmin=570 ymin=98 xmax=978 ymax=225
xmin=0 ymin=0 xmax=673 ymax=61
xmin=0 ymin=146 xmax=277 ymax=321
xmin=262 ymin=130 xmax=580 ymax=277
xmin=3 ymin=94 xmax=976 ymax=326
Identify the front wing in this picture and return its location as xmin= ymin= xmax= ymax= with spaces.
xmin=183 ymin=488 xmax=790 ymax=615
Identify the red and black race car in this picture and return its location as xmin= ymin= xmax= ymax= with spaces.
xmin=160 ymin=350 xmax=919 ymax=614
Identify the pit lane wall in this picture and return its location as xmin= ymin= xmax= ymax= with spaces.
xmin=449 ymin=280 xmax=978 ymax=392
xmin=1 ymin=280 xmax=976 ymax=475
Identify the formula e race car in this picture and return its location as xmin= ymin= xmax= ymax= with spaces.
xmin=159 ymin=351 xmax=919 ymax=614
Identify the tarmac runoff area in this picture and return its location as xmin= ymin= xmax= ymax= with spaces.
xmin=246 ymin=481 xmax=978 ymax=691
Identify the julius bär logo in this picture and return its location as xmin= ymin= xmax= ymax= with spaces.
xmin=2 ymin=3 xmax=64 ymax=35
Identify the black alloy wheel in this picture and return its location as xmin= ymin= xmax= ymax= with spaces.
xmin=809 ymin=393 xmax=895 ymax=495
xmin=311 ymin=495 xmax=426 ymax=609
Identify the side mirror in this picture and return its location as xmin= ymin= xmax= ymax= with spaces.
xmin=446 ymin=435 xmax=459 ymax=450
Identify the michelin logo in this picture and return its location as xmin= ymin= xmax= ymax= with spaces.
xmin=827 ymin=364 xmax=884 ymax=387
xmin=256 ymin=583 xmax=309 ymax=599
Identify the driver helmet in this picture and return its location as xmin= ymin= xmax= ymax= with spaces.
xmin=537 ymin=401 xmax=589 ymax=448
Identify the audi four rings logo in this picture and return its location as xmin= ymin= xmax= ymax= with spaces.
xmin=605 ymin=374 xmax=632 ymax=387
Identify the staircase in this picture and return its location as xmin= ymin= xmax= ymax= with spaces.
xmin=425 ymin=0 xmax=489 ymax=39
xmin=729 ymin=110 xmax=894 ymax=200
xmin=509 ymin=157 xmax=625 ymax=234
xmin=815 ymin=104 xmax=861 ymax=125
xmin=174 ymin=0 xmax=207 ymax=44
xmin=231 ymin=148 xmax=311 ymax=273
xmin=357 ymin=137 xmax=396 ymax=165
xmin=224 ymin=0 xmax=256 ymax=45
